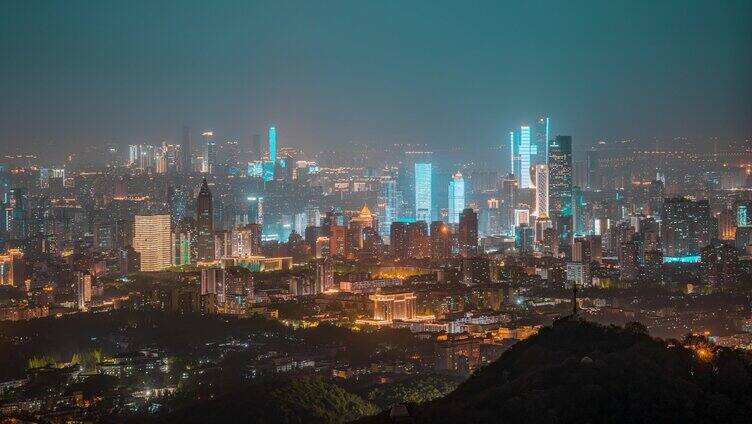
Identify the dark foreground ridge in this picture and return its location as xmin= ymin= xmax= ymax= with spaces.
xmin=362 ymin=319 xmax=752 ymax=424
xmin=149 ymin=378 xmax=378 ymax=424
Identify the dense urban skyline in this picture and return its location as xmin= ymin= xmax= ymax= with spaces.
xmin=2 ymin=0 xmax=751 ymax=156
xmin=2 ymin=2 xmax=752 ymax=423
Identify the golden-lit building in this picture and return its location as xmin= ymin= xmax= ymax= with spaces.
xmin=369 ymin=291 xmax=416 ymax=321
xmin=133 ymin=214 xmax=172 ymax=271
xmin=0 ymin=249 xmax=24 ymax=286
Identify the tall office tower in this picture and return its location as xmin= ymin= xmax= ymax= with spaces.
xmin=202 ymin=131 xmax=216 ymax=174
xmin=573 ymin=160 xmax=588 ymax=190
xmin=499 ymin=174 xmax=518 ymax=235
xmin=9 ymin=188 xmax=29 ymax=240
xmin=619 ymin=241 xmax=640 ymax=282
xmin=245 ymin=195 xmax=264 ymax=226
xmin=458 ymin=208 xmax=478 ymax=257
xmin=133 ymin=214 xmax=172 ymax=271
xmin=430 ymin=221 xmax=452 ymax=261
xmin=329 ymin=225 xmax=348 ymax=258
xmin=448 ymin=171 xmax=465 ymax=224
xmin=718 ymin=209 xmax=737 ymax=241
xmin=548 ymin=136 xmax=573 ymax=216
xmin=252 ymin=134 xmax=261 ymax=161
xmin=515 ymin=225 xmax=535 ymax=253
xmin=405 ymin=221 xmax=430 ymax=259
xmin=0 ymin=165 xmax=9 ymax=205
xmin=414 ymin=163 xmax=432 ymax=223
xmin=661 ymin=198 xmax=712 ymax=257
xmin=533 ymin=116 xmax=550 ymax=166
xmin=510 ymin=126 xmax=533 ymax=188
xmin=349 ymin=205 xmax=374 ymax=250
xmin=533 ymin=165 xmax=549 ymax=219
xmin=377 ymin=178 xmax=401 ymax=238
xmin=571 ymin=186 xmax=586 ymax=236
xmin=305 ymin=204 xmax=321 ymax=228
xmin=201 ymin=268 xmax=226 ymax=303
xmin=268 ymin=126 xmax=277 ymax=163
xmin=390 ymin=221 xmax=409 ymax=259
xmin=232 ymin=224 xmax=262 ymax=256
xmin=196 ymin=179 xmax=215 ymax=261
xmin=313 ymin=258 xmax=334 ymax=293
xmin=172 ymin=217 xmax=196 ymax=266
xmin=168 ymin=187 xmax=188 ymax=226
xmin=128 ymin=144 xmax=157 ymax=170
xmin=181 ymin=126 xmax=192 ymax=173
xmin=75 ymin=272 xmax=92 ymax=310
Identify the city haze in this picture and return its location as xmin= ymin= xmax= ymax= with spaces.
xmin=2 ymin=0 xmax=751 ymax=158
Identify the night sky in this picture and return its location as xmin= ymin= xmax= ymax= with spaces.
xmin=2 ymin=0 xmax=751 ymax=156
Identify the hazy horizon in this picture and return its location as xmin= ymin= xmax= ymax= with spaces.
xmin=2 ymin=0 xmax=751 ymax=157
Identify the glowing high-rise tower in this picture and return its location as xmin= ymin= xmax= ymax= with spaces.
xmin=448 ymin=171 xmax=465 ymax=224
xmin=414 ymin=163 xmax=432 ymax=223
xmin=511 ymin=126 xmax=533 ymax=188
xmin=269 ymin=127 xmax=277 ymax=164
xmin=533 ymin=165 xmax=549 ymax=219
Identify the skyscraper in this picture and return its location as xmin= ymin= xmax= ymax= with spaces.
xmin=661 ymin=198 xmax=712 ymax=257
xmin=269 ymin=126 xmax=277 ymax=164
xmin=510 ymin=126 xmax=533 ymax=188
xmin=533 ymin=165 xmax=549 ymax=219
xmin=196 ymin=178 xmax=215 ymax=261
xmin=181 ymin=126 xmax=191 ymax=173
xmin=458 ymin=208 xmax=478 ymax=257
xmin=533 ymin=116 xmax=550 ymax=166
xmin=448 ymin=171 xmax=465 ymax=224
xmin=168 ymin=186 xmax=188 ymax=226
xmin=571 ymin=186 xmax=586 ymax=236
xmin=548 ymin=135 xmax=573 ymax=216
xmin=202 ymin=131 xmax=216 ymax=174
xmin=134 ymin=214 xmax=172 ymax=271
xmin=430 ymin=221 xmax=452 ymax=261
xmin=377 ymin=178 xmax=401 ymax=238
xmin=414 ymin=163 xmax=432 ymax=223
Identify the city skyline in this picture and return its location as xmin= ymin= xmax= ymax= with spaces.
xmin=2 ymin=2 xmax=752 ymax=422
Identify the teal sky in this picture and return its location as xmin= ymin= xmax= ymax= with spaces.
xmin=1 ymin=0 xmax=750 ymax=156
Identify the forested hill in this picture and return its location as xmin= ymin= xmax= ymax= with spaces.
xmin=363 ymin=319 xmax=752 ymax=424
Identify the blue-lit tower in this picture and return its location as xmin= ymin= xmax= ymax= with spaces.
xmin=414 ymin=163 xmax=432 ymax=223
xmin=510 ymin=126 xmax=533 ymax=188
xmin=378 ymin=178 xmax=401 ymax=237
xmin=447 ymin=171 xmax=465 ymax=224
xmin=269 ymin=127 xmax=277 ymax=164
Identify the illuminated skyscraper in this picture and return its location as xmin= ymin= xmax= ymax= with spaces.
xmin=510 ymin=126 xmax=533 ymax=188
xmin=533 ymin=116 xmax=550 ymax=166
xmin=202 ymin=131 xmax=216 ymax=174
xmin=168 ymin=187 xmax=188 ymax=226
xmin=196 ymin=178 xmax=215 ymax=261
xmin=377 ymin=178 xmax=401 ymax=238
xmin=571 ymin=186 xmax=586 ymax=236
xmin=414 ymin=163 xmax=432 ymax=223
xmin=448 ymin=171 xmax=465 ymax=224
xmin=661 ymin=198 xmax=712 ymax=257
xmin=458 ymin=208 xmax=478 ymax=257
xmin=134 ymin=214 xmax=172 ymax=271
xmin=269 ymin=126 xmax=277 ymax=164
xmin=533 ymin=165 xmax=549 ymax=219
xmin=548 ymin=135 xmax=573 ymax=216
